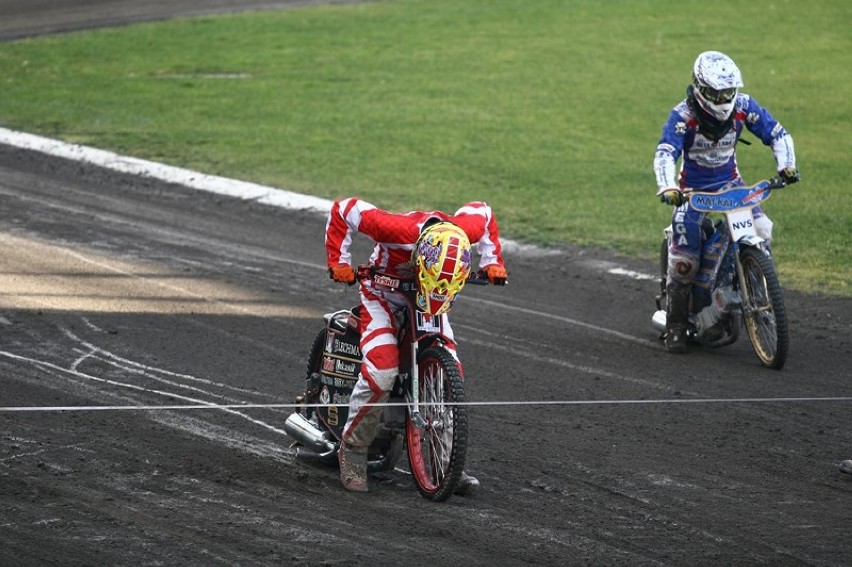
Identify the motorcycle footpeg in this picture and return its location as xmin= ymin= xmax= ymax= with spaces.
xmin=306 ymin=372 xmax=321 ymax=389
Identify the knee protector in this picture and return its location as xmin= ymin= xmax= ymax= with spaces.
xmin=667 ymin=248 xmax=699 ymax=287
xmin=362 ymin=343 xmax=399 ymax=392
xmin=361 ymin=364 xmax=398 ymax=392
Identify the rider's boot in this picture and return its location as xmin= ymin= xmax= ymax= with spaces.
xmin=665 ymin=282 xmax=690 ymax=354
xmin=840 ymin=460 xmax=852 ymax=475
xmin=454 ymin=471 xmax=480 ymax=496
xmin=338 ymin=443 xmax=368 ymax=492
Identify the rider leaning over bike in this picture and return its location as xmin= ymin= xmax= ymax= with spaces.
xmin=654 ymin=50 xmax=799 ymax=353
xmin=326 ymin=197 xmax=509 ymax=493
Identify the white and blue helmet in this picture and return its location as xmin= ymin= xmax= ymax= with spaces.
xmin=692 ymin=51 xmax=743 ymax=121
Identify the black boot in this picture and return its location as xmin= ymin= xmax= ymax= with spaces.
xmin=665 ymin=283 xmax=690 ymax=354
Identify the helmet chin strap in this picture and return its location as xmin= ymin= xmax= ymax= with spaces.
xmin=686 ymin=85 xmax=734 ymax=142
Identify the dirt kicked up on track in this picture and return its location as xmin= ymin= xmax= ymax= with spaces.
xmin=2 ymin=2 xmax=851 ymax=566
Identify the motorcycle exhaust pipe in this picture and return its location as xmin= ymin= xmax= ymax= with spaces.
xmin=651 ymin=310 xmax=667 ymax=333
xmin=284 ymin=412 xmax=336 ymax=455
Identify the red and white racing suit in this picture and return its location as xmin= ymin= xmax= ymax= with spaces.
xmin=325 ymin=198 xmax=506 ymax=449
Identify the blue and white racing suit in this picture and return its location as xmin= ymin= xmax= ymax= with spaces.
xmin=653 ymin=93 xmax=796 ymax=287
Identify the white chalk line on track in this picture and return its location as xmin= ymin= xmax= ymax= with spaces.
xmin=62 ymin=328 xmax=282 ymax=403
xmin=0 ymin=347 xmax=289 ymax=435
xmin=0 ymin=127 xmax=333 ymax=213
xmin=459 ymin=297 xmax=659 ymax=348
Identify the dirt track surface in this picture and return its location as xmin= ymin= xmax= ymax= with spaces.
xmin=2 ymin=3 xmax=852 ymax=566
xmin=0 ymin=0 xmax=362 ymax=41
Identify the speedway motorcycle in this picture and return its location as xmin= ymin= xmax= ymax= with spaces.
xmin=285 ymin=265 xmax=487 ymax=501
xmin=652 ymin=176 xmax=790 ymax=369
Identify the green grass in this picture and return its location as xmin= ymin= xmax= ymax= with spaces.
xmin=0 ymin=0 xmax=849 ymax=295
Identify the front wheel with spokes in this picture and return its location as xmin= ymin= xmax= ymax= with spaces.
xmin=406 ymin=346 xmax=467 ymax=502
xmin=739 ymin=247 xmax=789 ymax=370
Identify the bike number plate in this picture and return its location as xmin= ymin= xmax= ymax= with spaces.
xmin=726 ymin=208 xmax=756 ymax=242
xmin=415 ymin=311 xmax=441 ymax=333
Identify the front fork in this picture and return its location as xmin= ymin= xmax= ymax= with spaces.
xmin=733 ymin=240 xmax=771 ymax=318
xmin=407 ymin=340 xmax=427 ymax=428
xmin=733 ymin=241 xmax=748 ymax=305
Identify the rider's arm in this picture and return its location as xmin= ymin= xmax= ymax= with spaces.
xmin=325 ymin=198 xmax=377 ymax=268
xmin=740 ymin=95 xmax=796 ymax=172
xmin=452 ymin=202 xmax=504 ymax=269
xmin=326 ymin=198 xmax=422 ymax=266
xmin=654 ymin=104 xmax=689 ymax=191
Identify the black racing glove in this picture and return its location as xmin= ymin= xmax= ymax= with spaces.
xmin=658 ymin=188 xmax=685 ymax=207
xmin=779 ymin=166 xmax=800 ymax=185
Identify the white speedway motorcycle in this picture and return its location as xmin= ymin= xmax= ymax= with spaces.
xmin=652 ymin=176 xmax=791 ymax=369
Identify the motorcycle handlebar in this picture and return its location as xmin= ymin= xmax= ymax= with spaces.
xmin=356 ymin=265 xmax=492 ymax=286
xmin=681 ymin=175 xmax=788 ymax=195
xmin=766 ymin=176 xmax=788 ymax=190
